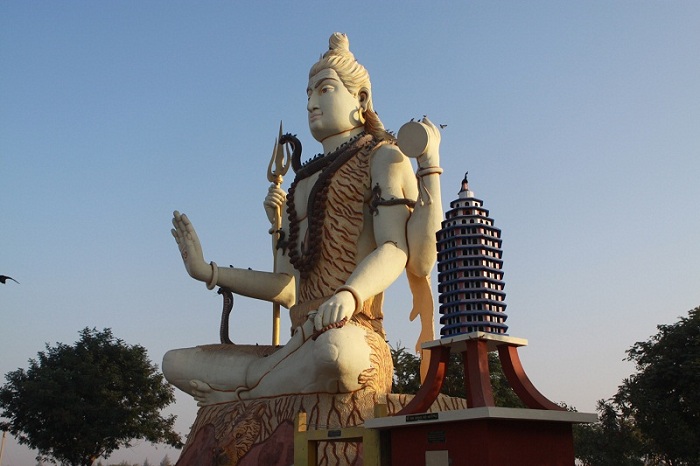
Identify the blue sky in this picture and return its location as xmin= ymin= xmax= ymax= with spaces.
xmin=2 ymin=1 xmax=699 ymax=464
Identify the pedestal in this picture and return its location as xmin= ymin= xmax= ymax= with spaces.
xmin=383 ymin=332 xmax=596 ymax=465
xmin=398 ymin=332 xmax=565 ymax=415
xmin=366 ymin=407 xmax=597 ymax=466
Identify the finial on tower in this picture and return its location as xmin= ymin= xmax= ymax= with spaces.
xmin=458 ymin=171 xmax=473 ymax=199
xmin=459 ymin=171 xmax=469 ymax=193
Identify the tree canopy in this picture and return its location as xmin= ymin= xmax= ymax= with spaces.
xmin=575 ymin=306 xmax=700 ymax=466
xmin=621 ymin=306 xmax=700 ymax=464
xmin=0 ymin=328 xmax=183 ymax=466
xmin=574 ymin=398 xmax=646 ymax=466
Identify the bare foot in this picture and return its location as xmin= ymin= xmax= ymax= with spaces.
xmin=189 ymin=380 xmax=243 ymax=406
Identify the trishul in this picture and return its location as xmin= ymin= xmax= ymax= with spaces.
xmin=266 ymin=122 xmax=292 ymax=345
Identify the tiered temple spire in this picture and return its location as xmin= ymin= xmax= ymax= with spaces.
xmin=437 ymin=173 xmax=508 ymax=336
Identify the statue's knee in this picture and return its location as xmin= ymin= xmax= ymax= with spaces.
xmin=313 ymin=335 xmax=339 ymax=365
xmin=162 ymin=348 xmax=183 ymax=382
xmin=313 ymin=326 xmax=372 ymax=375
xmin=162 ymin=347 xmax=200 ymax=386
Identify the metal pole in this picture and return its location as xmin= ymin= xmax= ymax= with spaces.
xmin=0 ymin=430 xmax=7 ymax=466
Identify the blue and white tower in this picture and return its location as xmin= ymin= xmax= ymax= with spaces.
xmin=437 ymin=173 xmax=508 ymax=336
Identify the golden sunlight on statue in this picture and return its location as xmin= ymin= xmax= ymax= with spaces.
xmin=164 ymin=33 xmax=443 ymax=406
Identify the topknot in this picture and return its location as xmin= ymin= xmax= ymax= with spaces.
xmin=328 ymin=32 xmax=350 ymax=53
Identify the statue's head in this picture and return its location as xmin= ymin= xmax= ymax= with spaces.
xmin=308 ymin=33 xmax=388 ymax=141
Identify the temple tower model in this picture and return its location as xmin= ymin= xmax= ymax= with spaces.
xmin=437 ymin=173 xmax=508 ymax=336
xmin=367 ymin=172 xmax=593 ymax=466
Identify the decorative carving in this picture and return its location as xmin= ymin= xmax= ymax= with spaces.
xmin=176 ymin=392 xmax=467 ymax=466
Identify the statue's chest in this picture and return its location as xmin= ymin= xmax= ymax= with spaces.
xmin=290 ymin=172 xmax=320 ymax=221
xmin=286 ymin=172 xmax=319 ymax=257
xmin=285 ymin=141 xmax=374 ymax=278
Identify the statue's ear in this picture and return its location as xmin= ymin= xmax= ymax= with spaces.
xmin=358 ymin=88 xmax=370 ymax=110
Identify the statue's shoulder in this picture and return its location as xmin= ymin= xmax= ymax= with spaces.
xmin=369 ymin=138 xmax=414 ymax=194
xmin=370 ymin=138 xmax=409 ymax=166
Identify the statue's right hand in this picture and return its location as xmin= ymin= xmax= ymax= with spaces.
xmin=171 ymin=211 xmax=211 ymax=282
xmin=264 ymin=184 xmax=287 ymax=225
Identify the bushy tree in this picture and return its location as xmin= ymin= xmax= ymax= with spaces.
xmin=620 ymin=306 xmax=700 ymax=465
xmin=574 ymin=399 xmax=646 ymax=466
xmin=390 ymin=344 xmax=422 ymax=394
xmin=575 ymin=306 xmax=700 ymax=465
xmin=0 ymin=328 xmax=183 ymax=466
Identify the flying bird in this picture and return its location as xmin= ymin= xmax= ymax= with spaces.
xmin=0 ymin=275 xmax=19 ymax=284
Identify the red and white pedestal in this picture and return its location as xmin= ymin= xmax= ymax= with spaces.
xmin=368 ymin=332 xmax=596 ymax=466
xmin=366 ymin=406 xmax=596 ymax=466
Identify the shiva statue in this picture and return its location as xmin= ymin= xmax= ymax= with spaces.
xmin=164 ymin=33 xmax=443 ymax=406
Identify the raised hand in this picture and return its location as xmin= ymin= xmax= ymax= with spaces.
xmin=171 ymin=211 xmax=211 ymax=282
xmin=417 ymin=116 xmax=441 ymax=167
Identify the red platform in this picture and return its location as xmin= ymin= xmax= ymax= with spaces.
xmin=366 ymin=407 xmax=597 ymax=466
xmin=397 ymin=332 xmax=566 ymax=415
xmin=370 ymin=332 xmax=596 ymax=465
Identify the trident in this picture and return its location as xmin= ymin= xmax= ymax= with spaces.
xmin=267 ymin=122 xmax=292 ymax=346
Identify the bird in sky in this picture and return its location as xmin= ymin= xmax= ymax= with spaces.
xmin=0 ymin=275 xmax=19 ymax=284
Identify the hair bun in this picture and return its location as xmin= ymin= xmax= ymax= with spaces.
xmin=328 ymin=32 xmax=350 ymax=54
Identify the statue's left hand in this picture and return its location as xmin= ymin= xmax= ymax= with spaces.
xmin=314 ymin=291 xmax=356 ymax=330
xmin=417 ymin=116 xmax=441 ymax=167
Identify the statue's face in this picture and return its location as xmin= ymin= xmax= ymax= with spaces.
xmin=307 ymin=68 xmax=362 ymax=142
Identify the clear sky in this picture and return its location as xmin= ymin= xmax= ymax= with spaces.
xmin=2 ymin=1 xmax=699 ymax=464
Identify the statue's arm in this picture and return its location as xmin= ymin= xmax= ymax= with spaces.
xmin=171 ymin=210 xmax=296 ymax=308
xmin=405 ymin=117 xmax=443 ymax=277
xmin=313 ymin=145 xmax=414 ymax=329
xmin=216 ymin=267 xmax=295 ymax=308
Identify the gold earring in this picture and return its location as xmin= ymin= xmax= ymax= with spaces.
xmin=356 ymin=108 xmax=366 ymax=124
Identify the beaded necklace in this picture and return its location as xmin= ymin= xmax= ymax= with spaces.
xmin=286 ymin=132 xmax=376 ymax=278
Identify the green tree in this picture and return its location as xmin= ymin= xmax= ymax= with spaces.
xmin=574 ymin=306 xmax=700 ymax=466
xmin=390 ymin=344 xmax=422 ymax=394
xmin=574 ymin=399 xmax=646 ymax=466
xmin=619 ymin=306 xmax=700 ymax=465
xmin=390 ymin=343 xmax=524 ymax=407
xmin=0 ymin=328 xmax=183 ymax=466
